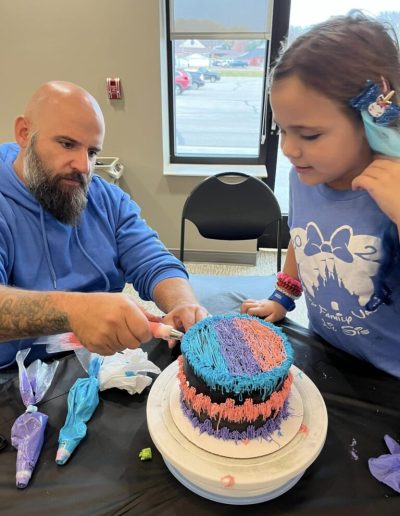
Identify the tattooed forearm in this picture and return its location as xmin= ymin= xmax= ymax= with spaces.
xmin=0 ymin=291 xmax=69 ymax=340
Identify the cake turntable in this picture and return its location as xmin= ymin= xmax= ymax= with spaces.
xmin=147 ymin=362 xmax=327 ymax=505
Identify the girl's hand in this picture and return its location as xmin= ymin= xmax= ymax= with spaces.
xmin=352 ymin=156 xmax=400 ymax=226
xmin=240 ymin=299 xmax=287 ymax=323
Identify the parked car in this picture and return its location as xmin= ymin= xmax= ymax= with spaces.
xmin=185 ymin=70 xmax=205 ymax=89
xmin=175 ymin=70 xmax=191 ymax=94
xmin=230 ymin=59 xmax=249 ymax=68
xmin=211 ymin=59 xmax=226 ymax=67
xmin=197 ymin=67 xmax=221 ymax=83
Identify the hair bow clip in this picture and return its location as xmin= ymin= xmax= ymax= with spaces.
xmin=368 ymin=90 xmax=395 ymax=118
xmin=350 ymin=80 xmax=400 ymax=125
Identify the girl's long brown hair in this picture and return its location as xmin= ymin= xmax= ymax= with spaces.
xmin=270 ymin=10 xmax=400 ymax=125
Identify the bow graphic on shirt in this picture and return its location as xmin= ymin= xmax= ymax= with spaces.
xmin=292 ymin=222 xmax=381 ymax=305
xmin=304 ymin=224 xmax=353 ymax=263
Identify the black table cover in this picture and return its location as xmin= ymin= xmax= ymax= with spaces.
xmin=0 ymin=320 xmax=399 ymax=516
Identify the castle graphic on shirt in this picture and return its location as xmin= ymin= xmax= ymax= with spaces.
xmin=291 ymin=222 xmax=381 ymax=307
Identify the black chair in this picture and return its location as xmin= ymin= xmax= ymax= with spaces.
xmin=180 ymin=172 xmax=282 ymax=271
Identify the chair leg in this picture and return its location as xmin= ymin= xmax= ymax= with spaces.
xmin=277 ymin=246 xmax=282 ymax=272
xmin=277 ymin=219 xmax=282 ymax=272
xmin=180 ymin=219 xmax=185 ymax=262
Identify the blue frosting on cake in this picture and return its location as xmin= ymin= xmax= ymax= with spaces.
xmin=181 ymin=314 xmax=293 ymax=398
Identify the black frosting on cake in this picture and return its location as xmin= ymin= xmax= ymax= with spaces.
xmin=183 ymin=354 xmax=285 ymax=405
xmin=182 ymin=399 xmax=278 ymax=432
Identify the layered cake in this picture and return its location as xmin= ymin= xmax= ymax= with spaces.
xmin=178 ymin=314 xmax=294 ymax=441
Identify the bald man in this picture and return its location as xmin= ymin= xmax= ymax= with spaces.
xmin=0 ymin=81 xmax=207 ymax=369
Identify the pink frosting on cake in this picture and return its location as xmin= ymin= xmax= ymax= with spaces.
xmin=178 ymin=356 xmax=293 ymax=424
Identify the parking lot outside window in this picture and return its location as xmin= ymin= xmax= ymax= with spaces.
xmin=167 ymin=0 xmax=281 ymax=172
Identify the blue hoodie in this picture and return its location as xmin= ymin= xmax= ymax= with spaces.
xmin=0 ymin=143 xmax=188 ymax=369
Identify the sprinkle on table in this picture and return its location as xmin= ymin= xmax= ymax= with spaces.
xmin=139 ymin=447 xmax=152 ymax=461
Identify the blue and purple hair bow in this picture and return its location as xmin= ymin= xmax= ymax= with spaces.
xmin=350 ymin=80 xmax=400 ymax=310
xmin=350 ymin=80 xmax=400 ymax=125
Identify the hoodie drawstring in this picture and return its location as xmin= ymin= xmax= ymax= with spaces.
xmin=39 ymin=207 xmax=110 ymax=292
xmin=40 ymin=206 xmax=57 ymax=289
xmin=75 ymin=226 xmax=110 ymax=291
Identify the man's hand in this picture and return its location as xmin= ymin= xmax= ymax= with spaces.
xmin=152 ymin=277 xmax=209 ymax=347
xmin=66 ymin=292 xmax=157 ymax=355
xmin=240 ymin=298 xmax=287 ymax=323
xmin=161 ymin=303 xmax=209 ymax=348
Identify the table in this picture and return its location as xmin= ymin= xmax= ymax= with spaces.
xmin=0 ymin=319 xmax=399 ymax=515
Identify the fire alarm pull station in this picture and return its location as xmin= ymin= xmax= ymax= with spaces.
xmin=107 ymin=78 xmax=122 ymax=100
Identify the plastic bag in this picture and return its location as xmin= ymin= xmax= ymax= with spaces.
xmin=98 ymin=348 xmax=161 ymax=394
xmin=32 ymin=332 xmax=161 ymax=394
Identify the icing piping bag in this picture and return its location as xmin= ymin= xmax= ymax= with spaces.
xmin=11 ymin=349 xmax=59 ymax=488
xmin=32 ymin=322 xmax=184 ymax=354
xmin=55 ymin=355 xmax=101 ymax=465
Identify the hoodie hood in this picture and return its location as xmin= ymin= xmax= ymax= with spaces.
xmin=0 ymin=142 xmax=42 ymax=213
xmin=1 ymin=143 xmax=65 ymax=289
xmin=0 ymin=142 xmax=19 ymax=163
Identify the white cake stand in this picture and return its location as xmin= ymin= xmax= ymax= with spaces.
xmin=147 ymin=363 xmax=327 ymax=505
xmin=169 ymin=379 xmax=304 ymax=459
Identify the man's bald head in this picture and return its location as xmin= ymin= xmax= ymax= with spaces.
xmin=13 ymin=81 xmax=105 ymax=182
xmin=24 ymin=81 xmax=105 ymax=133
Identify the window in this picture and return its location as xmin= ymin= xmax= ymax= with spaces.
xmin=166 ymin=0 xmax=280 ymax=169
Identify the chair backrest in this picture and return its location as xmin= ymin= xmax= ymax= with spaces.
xmin=180 ymin=172 xmax=282 ymax=270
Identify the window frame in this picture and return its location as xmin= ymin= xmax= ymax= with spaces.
xmin=166 ymin=0 xmax=291 ymax=186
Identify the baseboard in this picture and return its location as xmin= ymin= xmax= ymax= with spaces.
xmin=169 ymin=249 xmax=257 ymax=265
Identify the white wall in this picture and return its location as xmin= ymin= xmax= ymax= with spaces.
xmin=0 ymin=0 xmax=256 ymax=256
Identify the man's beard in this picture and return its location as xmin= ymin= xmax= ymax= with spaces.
xmin=23 ymin=138 xmax=91 ymax=225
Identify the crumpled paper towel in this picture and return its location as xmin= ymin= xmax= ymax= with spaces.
xmin=98 ymin=348 xmax=161 ymax=395
xmin=368 ymin=434 xmax=400 ymax=493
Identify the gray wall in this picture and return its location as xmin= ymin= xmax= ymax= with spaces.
xmin=0 ymin=0 xmax=256 ymax=257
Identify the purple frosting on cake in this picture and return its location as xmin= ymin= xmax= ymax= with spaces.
xmin=180 ymin=394 xmax=291 ymax=442
xmin=215 ymin=319 xmax=261 ymax=376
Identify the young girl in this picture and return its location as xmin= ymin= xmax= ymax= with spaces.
xmin=241 ymin=11 xmax=400 ymax=378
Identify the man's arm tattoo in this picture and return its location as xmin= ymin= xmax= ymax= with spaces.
xmin=0 ymin=294 xmax=69 ymax=340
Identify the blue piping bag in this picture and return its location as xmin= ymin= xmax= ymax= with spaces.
xmin=11 ymin=348 xmax=59 ymax=488
xmin=56 ymin=355 xmax=101 ymax=465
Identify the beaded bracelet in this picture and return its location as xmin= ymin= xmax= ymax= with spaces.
xmin=275 ymin=285 xmax=297 ymax=300
xmin=276 ymin=272 xmax=303 ymax=299
xmin=268 ymin=272 xmax=303 ymax=311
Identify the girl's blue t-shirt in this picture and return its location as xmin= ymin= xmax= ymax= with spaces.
xmin=289 ymin=168 xmax=400 ymax=378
